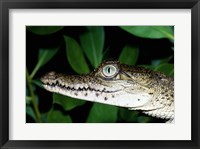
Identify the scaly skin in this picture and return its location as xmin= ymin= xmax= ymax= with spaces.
xmin=41 ymin=60 xmax=174 ymax=123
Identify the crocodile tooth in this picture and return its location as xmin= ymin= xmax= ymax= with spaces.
xmin=60 ymin=82 xmax=65 ymax=86
xmin=84 ymin=84 xmax=88 ymax=89
xmin=74 ymin=85 xmax=79 ymax=90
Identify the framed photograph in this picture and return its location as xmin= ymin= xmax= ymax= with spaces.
xmin=1 ymin=0 xmax=199 ymax=148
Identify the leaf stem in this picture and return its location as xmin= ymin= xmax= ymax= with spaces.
xmin=26 ymin=68 xmax=42 ymax=123
xmin=30 ymin=50 xmax=48 ymax=79
xmin=30 ymin=65 xmax=39 ymax=79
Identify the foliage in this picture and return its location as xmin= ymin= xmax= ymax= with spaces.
xmin=26 ymin=26 xmax=174 ymax=123
xmin=64 ymin=35 xmax=90 ymax=74
xmin=120 ymin=26 xmax=174 ymax=41
xmin=80 ymin=26 xmax=104 ymax=68
xmin=27 ymin=26 xmax=64 ymax=35
xmin=119 ymin=45 xmax=139 ymax=65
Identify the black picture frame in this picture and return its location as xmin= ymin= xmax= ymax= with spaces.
xmin=0 ymin=0 xmax=199 ymax=148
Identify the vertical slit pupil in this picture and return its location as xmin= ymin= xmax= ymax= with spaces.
xmin=108 ymin=67 xmax=111 ymax=73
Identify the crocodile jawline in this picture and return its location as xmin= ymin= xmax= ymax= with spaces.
xmin=43 ymin=82 xmax=120 ymax=93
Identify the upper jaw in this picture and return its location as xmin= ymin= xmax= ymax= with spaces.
xmin=41 ymin=72 xmax=123 ymax=93
xmin=43 ymin=82 xmax=121 ymax=94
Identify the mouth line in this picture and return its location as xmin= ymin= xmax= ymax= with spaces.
xmin=42 ymin=82 xmax=121 ymax=93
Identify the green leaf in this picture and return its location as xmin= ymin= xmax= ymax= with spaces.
xmin=120 ymin=26 xmax=174 ymax=40
xmin=47 ymin=108 xmax=72 ymax=123
xmin=118 ymin=108 xmax=139 ymax=122
xmin=119 ymin=45 xmax=139 ymax=65
xmin=154 ymin=63 xmax=174 ymax=77
xmin=169 ymin=71 xmax=174 ymax=77
xmin=26 ymin=105 xmax=36 ymax=122
xmin=64 ymin=35 xmax=90 ymax=74
xmin=137 ymin=116 xmax=152 ymax=123
xmin=41 ymin=113 xmax=48 ymax=123
xmin=80 ymin=26 xmax=105 ymax=68
xmin=30 ymin=48 xmax=59 ymax=78
xmin=27 ymin=26 xmax=64 ymax=35
xmin=138 ymin=65 xmax=155 ymax=70
xmin=151 ymin=55 xmax=173 ymax=67
xmin=53 ymin=93 xmax=86 ymax=111
xmin=32 ymin=79 xmax=43 ymax=89
xmin=86 ymin=103 xmax=118 ymax=123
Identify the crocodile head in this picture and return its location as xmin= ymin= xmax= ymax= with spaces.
xmin=41 ymin=60 xmax=172 ymax=109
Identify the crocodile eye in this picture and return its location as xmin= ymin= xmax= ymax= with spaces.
xmin=102 ymin=65 xmax=117 ymax=77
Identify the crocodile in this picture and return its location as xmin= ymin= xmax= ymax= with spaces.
xmin=41 ymin=60 xmax=174 ymax=123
